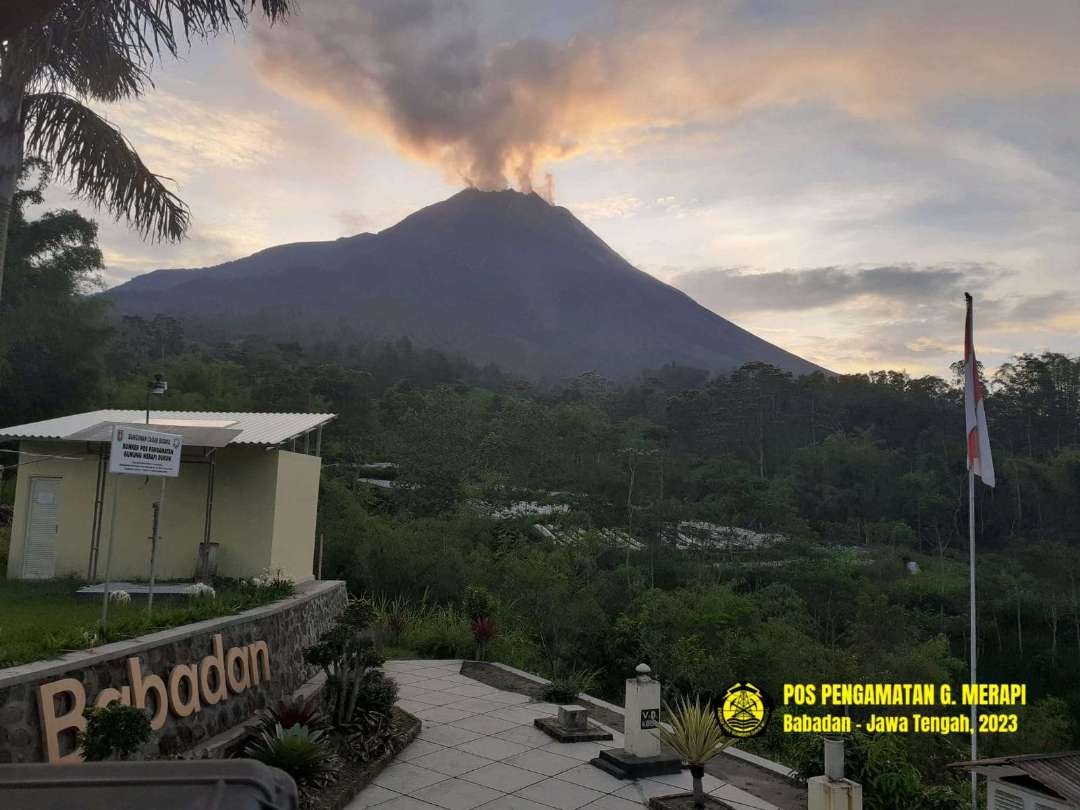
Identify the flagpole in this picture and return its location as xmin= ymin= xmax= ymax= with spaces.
xmin=969 ymin=467 xmax=978 ymax=810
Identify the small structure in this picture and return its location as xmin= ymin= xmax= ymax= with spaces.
xmin=1 ymin=410 xmax=335 ymax=583
xmin=808 ymin=739 xmax=863 ymax=810
xmin=950 ymin=751 xmax=1080 ymax=809
xmin=593 ymin=663 xmax=682 ymax=779
xmin=535 ymin=704 xmax=613 ymax=743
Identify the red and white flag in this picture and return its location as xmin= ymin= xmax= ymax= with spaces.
xmin=964 ymin=293 xmax=995 ymax=488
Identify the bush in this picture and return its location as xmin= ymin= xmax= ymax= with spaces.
xmin=345 ymin=709 xmax=401 ymax=763
xmin=244 ymin=723 xmax=334 ymax=788
xmin=541 ymin=668 xmax=598 ymax=704
xmin=463 ymin=585 xmax=494 ymax=620
xmin=259 ymin=695 xmax=325 ymax=733
xmin=370 ymin=592 xmax=429 ymax=645
xmin=355 ymin=669 xmax=399 ymax=713
xmin=304 ymin=598 xmax=396 ymax=729
xmin=402 ymin=606 xmax=473 ymax=658
xmin=78 ymin=701 xmax=151 ymax=761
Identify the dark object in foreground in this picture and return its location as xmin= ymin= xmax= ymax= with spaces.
xmin=0 ymin=759 xmax=297 ymax=810
xmin=592 ymin=746 xmax=683 ymax=779
xmin=648 ymin=793 xmax=734 ymax=809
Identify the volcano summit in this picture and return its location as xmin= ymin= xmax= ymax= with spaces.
xmin=105 ymin=189 xmax=824 ymax=380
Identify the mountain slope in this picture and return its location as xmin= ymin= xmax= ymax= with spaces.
xmin=106 ymin=189 xmax=825 ymax=380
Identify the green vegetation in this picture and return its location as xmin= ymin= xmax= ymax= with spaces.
xmin=244 ymin=723 xmax=334 ymax=789
xmin=0 ymin=578 xmax=293 ymax=666
xmin=5 ymin=176 xmax=1080 ymax=807
xmin=78 ymin=701 xmax=152 ymax=761
xmin=659 ymin=696 xmax=735 ymax=808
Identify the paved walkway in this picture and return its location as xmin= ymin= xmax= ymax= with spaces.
xmin=347 ymin=659 xmax=779 ymax=810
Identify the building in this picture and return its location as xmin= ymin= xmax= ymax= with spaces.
xmin=950 ymin=752 xmax=1080 ymax=809
xmin=0 ymin=410 xmax=335 ymax=583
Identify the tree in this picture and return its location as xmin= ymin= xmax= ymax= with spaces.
xmin=0 ymin=161 xmax=110 ymax=424
xmin=0 ymin=0 xmax=292 ymax=306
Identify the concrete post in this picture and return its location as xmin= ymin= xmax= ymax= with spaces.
xmin=808 ymin=777 xmax=863 ymax=810
xmin=809 ymin=739 xmax=862 ymax=810
xmin=624 ymin=663 xmax=662 ymax=758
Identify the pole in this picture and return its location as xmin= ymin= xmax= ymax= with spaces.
xmin=100 ymin=476 xmax=120 ymax=628
xmin=147 ymin=477 xmax=166 ymax=616
xmin=969 ymin=468 xmax=978 ymax=810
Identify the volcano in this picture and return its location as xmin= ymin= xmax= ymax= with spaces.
xmin=105 ymin=189 xmax=825 ymax=380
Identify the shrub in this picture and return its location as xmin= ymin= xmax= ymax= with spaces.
xmin=657 ymin=695 xmax=732 ymax=808
xmin=402 ymin=606 xmax=472 ymax=658
xmin=541 ymin=667 xmax=598 ymax=704
xmin=463 ymin=585 xmax=494 ymax=621
xmin=244 ymin=723 xmax=333 ymax=788
xmin=78 ymin=701 xmax=151 ymax=761
xmin=304 ymin=598 xmax=390 ymax=728
xmin=370 ymin=593 xmax=418 ymax=645
xmin=344 ymin=709 xmax=401 ymax=763
xmin=259 ymin=695 xmax=325 ymax=733
xmin=471 ymin=616 xmax=497 ymax=661
xmin=355 ymin=669 xmax=398 ymax=713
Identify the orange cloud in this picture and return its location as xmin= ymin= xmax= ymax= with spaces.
xmin=251 ymin=0 xmax=1080 ymax=190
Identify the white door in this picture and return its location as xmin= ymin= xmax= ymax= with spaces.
xmin=22 ymin=477 xmax=62 ymax=579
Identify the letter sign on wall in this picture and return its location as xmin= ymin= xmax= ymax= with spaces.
xmin=640 ymin=708 xmax=659 ymax=729
xmin=109 ymin=426 xmax=182 ymax=477
xmin=37 ymin=634 xmax=271 ymax=762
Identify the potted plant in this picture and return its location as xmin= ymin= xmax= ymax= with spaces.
xmin=655 ymin=695 xmax=734 ymax=809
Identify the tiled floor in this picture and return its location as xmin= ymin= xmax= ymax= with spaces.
xmin=346 ymin=659 xmax=779 ymax=810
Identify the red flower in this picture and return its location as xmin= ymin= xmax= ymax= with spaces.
xmin=471 ymin=617 xmax=497 ymax=643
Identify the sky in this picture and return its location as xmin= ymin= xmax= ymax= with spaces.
xmin=40 ymin=0 xmax=1080 ymax=376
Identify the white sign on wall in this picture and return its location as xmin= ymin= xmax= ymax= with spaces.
xmin=108 ymin=426 xmax=183 ymax=477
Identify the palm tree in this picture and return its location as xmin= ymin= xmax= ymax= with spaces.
xmin=657 ymin=696 xmax=734 ymax=808
xmin=0 ymin=0 xmax=292 ymax=307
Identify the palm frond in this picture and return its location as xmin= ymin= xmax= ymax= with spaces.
xmin=24 ymin=92 xmax=189 ymax=242
xmin=9 ymin=1 xmax=291 ymax=103
xmin=115 ymin=1 xmax=292 ymax=62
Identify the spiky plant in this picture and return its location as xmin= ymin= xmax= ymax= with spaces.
xmin=657 ymin=696 xmax=734 ymax=808
xmin=243 ymin=723 xmax=333 ymax=788
xmin=0 ymin=0 xmax=292 ymax=307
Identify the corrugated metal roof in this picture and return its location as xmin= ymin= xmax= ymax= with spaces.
xmin=65 ymin=421 xmax=243 ymax=448
xmin=0 ymin=410 xmax=335 ymax=447
xmin=950 ymin=751 xmax=1080 ymax=804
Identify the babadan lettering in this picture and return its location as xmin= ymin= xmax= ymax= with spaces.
xmin=37 ymin=633 xmax=271 ymax=763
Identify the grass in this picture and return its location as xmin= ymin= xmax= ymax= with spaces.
xmin=0 ymin=578 xmax=293 ymax=667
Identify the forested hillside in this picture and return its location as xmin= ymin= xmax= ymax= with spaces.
xmin=3 ymin=176 xmax=1080 ymax=809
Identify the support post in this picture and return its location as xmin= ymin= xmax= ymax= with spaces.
xmin=969 ymin=469 xmax=978 ymax=810
xmin=100 ymin=476 xmax=120 ymax=628
xmin=86 ymin=446 xmax=106 ymax=581
xmin=202 ymin=450 xmax=216 ymax=545
xmin=147 ymin=477 xmax=166 ymax=616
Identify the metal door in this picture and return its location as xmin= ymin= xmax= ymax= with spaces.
xmin=22 ymin=477 xmax=62 ymax=579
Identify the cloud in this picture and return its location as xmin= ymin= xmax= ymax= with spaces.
xmin=669 ymin=262 xmax=1080 ymax=374
xmin=671 ymin=264 xmax=1005 ymax=313
xmin=250 ymin=0 xmax=1080 ymax=191
xmin=574 ymin=193 xmax=642 ymax=220
xmin=100 ymin=91 xmax=282 ymax=184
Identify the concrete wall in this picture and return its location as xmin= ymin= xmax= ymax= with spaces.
xmin=0 ymin=580 xmax=347 ymax=763
xmin=210 ymin=446 xmax=279 ymax=580
xmin=6 ymin=442 xmax=321 ymax=582
xmin=269 ymin=451 xmax=321 ymax=582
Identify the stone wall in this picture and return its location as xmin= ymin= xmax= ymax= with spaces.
xmin=0 ymin=580 xmax=347 ymax=763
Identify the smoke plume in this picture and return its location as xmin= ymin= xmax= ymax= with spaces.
xmin=252 ymin=0 xmax=1080 ymax=192
xmin=253 ymin=0 xmax=641 ymax=191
